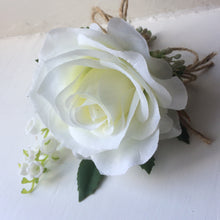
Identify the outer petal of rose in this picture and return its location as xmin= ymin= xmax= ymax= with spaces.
xmin=107 ymin=18 xmax=150 ymax=59
xmin=147 ymin=57 xmax=173 ymax=79
xmin=155 ymin=77 xmax=188 ymax=110
xmin=107 ymin=18 xmax=172 ymax=78
xmin=39 ymin=28 xmax=79 ymax=61
xmin=160 ymin=110 xmax=181 ymax=139
xmin=89 ymin=23 xmax=102 ymax=32
xmin=39 ymin=27 xmax=121 ymax=61
xmin=40 ymin=17 xmax=149 ymax=61
xmin=91 ymin=129 xmax=159 ymax=176
xmin=159 ymin=114 xmax=173 ymax=134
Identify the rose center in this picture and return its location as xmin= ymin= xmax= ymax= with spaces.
xmin=65 ymin=67 xmax=135 ymax=135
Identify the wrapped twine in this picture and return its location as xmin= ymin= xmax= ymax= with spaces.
xmin=91 ymin=0 xmax=216 ymax=144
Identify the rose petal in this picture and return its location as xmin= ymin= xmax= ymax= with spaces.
xmin=40 ymin=27 xmax=121 ymax=61
xmin=107 ymin=18 xmax=150 ymax=59
xmin=160 ymin=110 xmax=181 ymax=139
xmin=89 ymin=23 xmax=102 ymax=32
xmin=100 ymin=59 xmax=149 ymax=122
xmin=159 ymin=114 xmax=173 ymax=134
xmin=155 ymin=77 xmax=188 ymax=110
xmin=127 ymin=87 xmax=160 ymax=140
xmin=91 ymin=129 xmax=159 ymax=176
xmin=40 ymin=28 xmax=80 ymax=61
xmin=147 ymin=57 xmax=173 ymax=79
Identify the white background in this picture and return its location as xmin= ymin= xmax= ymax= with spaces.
xmin=0 ymin=0 xmax=220 ymax=38
xmin=0 ymin=4 xmax=220 ymax=220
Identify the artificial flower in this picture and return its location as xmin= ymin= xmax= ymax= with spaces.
xmin=29 ymin=18 xmax=187 ymax=175
xmin=20 ymin=162 xmax=29 ymax=176
xmin=24 ymin=149 xmax=36 ymax=163
xmin=28 ymin=161 xmax=44 ymax=178
xmin=25 ymin=116 xmax=43 ymax=135
xmin=41 ymin=136 xmax=60 ymax=155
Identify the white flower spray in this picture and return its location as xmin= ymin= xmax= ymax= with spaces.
xmin=19 ymin=117 xmax=61 ymax=194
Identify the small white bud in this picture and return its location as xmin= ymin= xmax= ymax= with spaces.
xmin=24 ymin=149 xmax=36 ymax=162
xmin=41 ymin=136 xmax=59 ymax=155
xmin=51 ymin=151 xmax=60 ymax=160
xmin=25 ymin=117 xmax=43 ymax=135
xmin=20 ymin=163 xmax=29 ymax=176
xmin=28 ymin=161 xmax=44 ymax=178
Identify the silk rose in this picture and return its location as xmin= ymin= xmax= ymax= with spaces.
xmin=30 ymin=18 xmax=187 ymax=175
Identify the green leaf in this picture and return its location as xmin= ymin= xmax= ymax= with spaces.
xmin=77 ymin=160 xmax=105 ymax=202
xmin=177 ymin=123 xmax=190 ymax=144
xmin=140 ymin=156 xmax=155 ymax=174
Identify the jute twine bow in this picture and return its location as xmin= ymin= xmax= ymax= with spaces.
xmin=169 ymin=47 xmax=216 ymax=84
xmin=92 ymin=0 xmax=128 ymax=33
xmin=91 ymin=0 xmax=216 ymax=144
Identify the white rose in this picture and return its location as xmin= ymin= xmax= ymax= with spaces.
xmin=30 ymin=18 xmax=187 ymax=175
